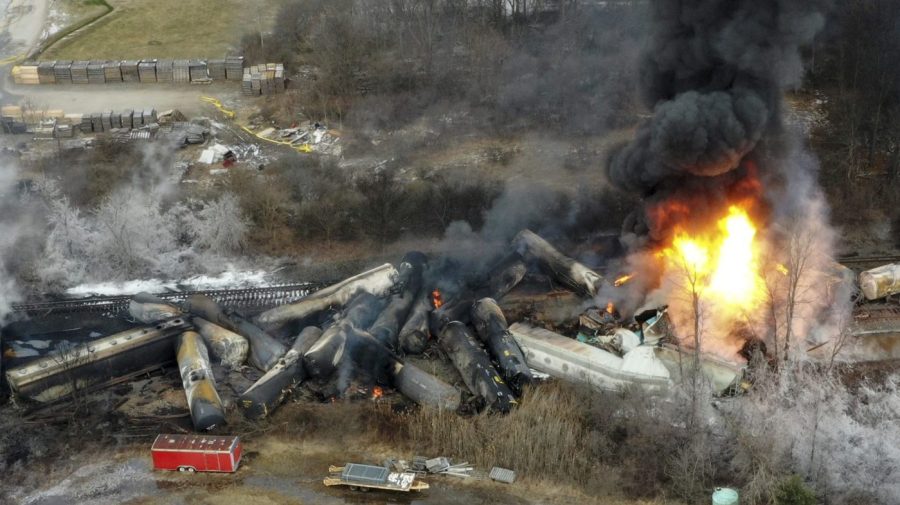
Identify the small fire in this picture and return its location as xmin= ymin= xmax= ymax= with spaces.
xmin=614 ymin=273 xmax=634 ymax=287
xmin=606 ymin=302 xmax=616 ymax=315
xmin=776 ymin=263 xmax=789 ymax=276
xmin=372 ymin=386 xmax=383 ymax=399
xmin=432 ymin=289 xmax=443 ymax=309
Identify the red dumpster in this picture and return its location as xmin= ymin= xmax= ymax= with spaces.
xmin=151 ymin=434 xmax=242 ymax=473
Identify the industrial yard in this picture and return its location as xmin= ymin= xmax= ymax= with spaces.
xmin=1 ymin=1 xmax=900 ymax=505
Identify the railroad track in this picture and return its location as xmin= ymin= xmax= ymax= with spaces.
xmin=11 ymin=283 xmax=327 ymax=316
xmin=854 ymin=302 xmax=900 ymax=321
xmin=839 ymin=254 xmax=900 ymax=267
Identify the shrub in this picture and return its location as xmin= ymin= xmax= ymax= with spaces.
xmin=776 ymin=475 xmax=817 ymax=505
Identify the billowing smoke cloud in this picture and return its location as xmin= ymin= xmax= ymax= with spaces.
xmin=607 ymin=0 xmax=829 ymax=198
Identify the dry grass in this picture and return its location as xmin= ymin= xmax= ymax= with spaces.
xmin=43 ymin=0 xmax=285 ymax=60
xmin=399 ymin=383 xmax=593 ymax=483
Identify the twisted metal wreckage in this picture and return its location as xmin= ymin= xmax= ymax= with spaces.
xmin=5 ymin=229 xmax=894 ymax=431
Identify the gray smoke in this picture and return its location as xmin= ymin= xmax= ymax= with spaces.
xmin=607 ymin=0 xmax=829 ymax=197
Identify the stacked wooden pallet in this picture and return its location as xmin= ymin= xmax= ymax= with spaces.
xmin=225 ymin=55 xmax=244 ymax=81
xmin=11 ymin=64 xmax=39 ymax=85
xmin=189 ymin=60 xmax=208 ymax=82
xmin=37 ymin=62 xmax=56 ymax=84
xmin=138 ymin=60 xmax=157 ymax=82
xmin=53 ymin=61 xmax=73 ymax=83
xmin=241 ymin=68 xmax=254 ymax=95
xmin=70 ymin=61 xmax=90 ymax=84
xmin=101 ymin=111 xmax=113 ymax=130
xmin=142 ymin=108 xmax=158 ymax=125
xmin=103 ymin=61 xmax=122 ymax=82
xmin=79 ymin=115 xmax=93 ymax=133
xmin=156 ymin=60 xmax=173 ymax=82
xmin=121 ymin=109 xmax=133 ymax=129
xmin=87 ymin=61 xmax=106 ymax=84
xmin=173 ymin=60 xmax=190 ymax=83
xmin=275 ymin=63 xmax=285 ymax=91
xmin=241 ymin=63 xmax=286 ymax=95
xmin=208 ymin=59 xmax=226 ymax=80
xmin=121 ymin=60 xmax=141 ymax=82
xmin=90 ymin=113 xmax=103 ymax=132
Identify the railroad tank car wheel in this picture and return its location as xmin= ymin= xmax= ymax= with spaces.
xmin=349 ymin=486 xmax=358 ymax=491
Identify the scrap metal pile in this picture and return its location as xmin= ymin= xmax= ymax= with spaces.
xmin=4 ymin=230 xmax=900 ymax=432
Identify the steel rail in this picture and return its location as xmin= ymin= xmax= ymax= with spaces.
xmin=11 ymin=282 xmax=328 ymax=316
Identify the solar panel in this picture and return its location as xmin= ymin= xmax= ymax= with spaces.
xmin=342 ymin=464 xmax=389 ymax=485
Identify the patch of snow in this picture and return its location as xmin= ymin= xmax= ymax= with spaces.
xmin=65 ymin=268 xmax=273 ymax=297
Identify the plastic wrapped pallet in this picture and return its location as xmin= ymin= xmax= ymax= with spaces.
xmin=121 ymin=109 xmax=133 ymax=129
xmin=121 ymin=60 xmax=141 ymax=82
xmin=155 ymin=59 xmax=173 ymax=82
xmin=101 ymin=111 xmax=113 ymax=130
xmin=103 ymin=61 xmax=122 ymax=82
xmin=173 ymin=60 xmax=190 ymax=83
xmin=37 ymin=62 xmax=56 ymax=84
xmin=189 ymin=60 xmax=208 ymax=82
xmin=142 ymin=108 xmax=157 ymax=125
xmin=90 ymin=113 xmax=103 ymax=132
xmin=87 ymin=61 xmax=106 ymax=84
xmin=208 ymin=59 xmax=226 ymax=80
xmin=242 ymin=69 xmax=256 ymax=95
xmin=138 ymin=60 xmax=157 ymax=82
xmin=70 ymin=61 xmax=90 ymax=84
xmin=53 ymin=60 xmax=73 ymax=83
xmin=79 ymin=115 xmax=93 ymax=133
xmin=225 ymin=55 xmax=244 ymax=80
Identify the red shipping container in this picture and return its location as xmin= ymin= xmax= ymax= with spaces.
xmin=151 ymin=434 xmax=242 ymax=473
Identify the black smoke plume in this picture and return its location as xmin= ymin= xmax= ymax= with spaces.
xmin=607 ymin=0 xmax=830 ymax=228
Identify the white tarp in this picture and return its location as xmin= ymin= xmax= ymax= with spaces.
xmin=197 ymin=143 xmax=232 ymax=164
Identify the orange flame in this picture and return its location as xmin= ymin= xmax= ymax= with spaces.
xmin=614 ymin=274 xmax=634 ymax=287
xmin=606 ymin=302 xmax=616 ymax=315
xmin=659 ymin=205 xmax=766 ymax=347
xmin=372 ymin=386 xmax=383 ymax=399
xmin=432 ymin=289 xmax=443 ymax=309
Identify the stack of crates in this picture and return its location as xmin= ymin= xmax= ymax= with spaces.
xmin=156 ymin=60 xmax=173 ymax=83
xmin=225 ymin=55 xmax=244 ymax=81
xmin=53 ymin=61 xmax=73 ymax=83
xmin=103 ymin=61 xmax=122 ymax=82
xmin=241 ymin=68 xmax=254 ymax=95
xmin=173 ymin=60 xmax=190 ymax=83
xmin=37 ymin=62 xmax=56 ymax=84
xmin=188 ymin=60 xmax=208 ymax=82
xmin=70 ymin=61 xmax=90 ymax=84
xmin=138 ymin=60 xmax=157 ymax=83
xmin=12 ymin=64 xmax=39 ymax=85
xmin=121 ymin=60 xmax=141 ymax=82
xmin=207 ymin=59 xmax=226 ymax=80
xmin=121 ymin=109 xmax=133 ymax=129
xmin=87 ymin=61 xmax=106 ymax=84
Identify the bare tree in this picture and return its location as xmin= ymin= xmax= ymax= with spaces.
xmin=663 ymin=242 xmax=708 ymax=429
xmin=51 ymin=341 xmax=93 ymax=419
